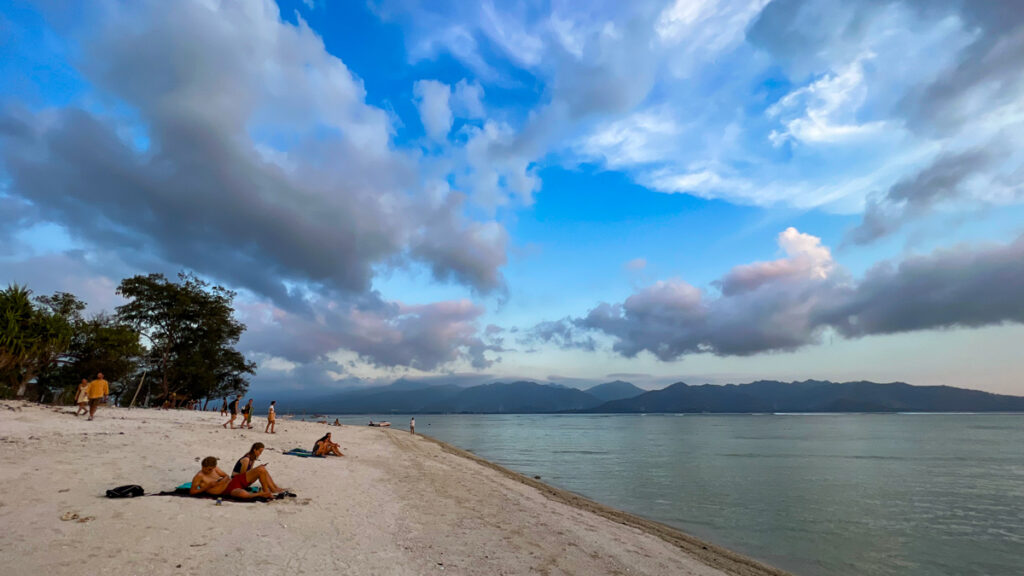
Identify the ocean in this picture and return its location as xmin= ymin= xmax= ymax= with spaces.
xmin=313 ymin=413 xmax=1024 ymax=576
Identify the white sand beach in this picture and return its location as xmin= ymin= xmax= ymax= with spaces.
xmin=0 ymin=402 xmax=787 ymax=576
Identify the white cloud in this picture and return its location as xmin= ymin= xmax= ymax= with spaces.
xmin=768 ymin=56 xmax=887 ymax=146
xmin=414 ymin=79 xmax=453 ymax=141
xmin=452 ymin=79 xmax=485 ymax=118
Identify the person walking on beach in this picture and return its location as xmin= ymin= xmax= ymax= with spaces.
xmin=86 ymin=373 xmax=109 ymax=421
xmin=242 ymin=398 xmax=254 ymax=429
xmin=220 ymin=398 xmax=228 ymax=416
xmin=265 ymin=401 xmax=276 ymax=434
xmin=75 ymin=379 xmax=90 ymax=416
xmin=223 ymin=396 xmax=239 ymax=429
xmin=410 ymin=417 xmax=415 ymax=435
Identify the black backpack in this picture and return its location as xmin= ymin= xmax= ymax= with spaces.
xmin=106 ymin=484 xmax=145 ymax=498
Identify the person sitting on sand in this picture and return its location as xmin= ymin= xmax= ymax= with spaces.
xmin=332 ymin=418 xmax=340 ymax=426
xmin=190 ymin=456 xmax=272 ymax=500
xmin=75 ymin=379 xmax=90 ymax=416
xmin=230 ymin=442 xmax=284 ymax=494
xmin=313 ymin=432 xmax=344 ymax=456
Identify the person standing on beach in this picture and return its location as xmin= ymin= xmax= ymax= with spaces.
xmin=86 ymin=373 xmax=109 ymax=421
xmin=265 ymin=401 xmax=276 ymax=434
xmin=75 ymin=379 xmax=90 ymax=416
xmin=220 ymin=398 xmax=228 ymax=416
xmin=242 ymin=399 xmax=254 ymax=429
xmin=410 ymin=417 xmax=415 ymax=435
xmin=223 ymin=396 xmax=239 ymax=429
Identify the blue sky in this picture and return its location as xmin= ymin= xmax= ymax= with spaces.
xmin=2 ymin=0 xmax=1024 ymax=395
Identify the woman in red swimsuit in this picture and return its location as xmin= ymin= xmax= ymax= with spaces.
xmin=226 ymin=443 xmax=284 ymax=495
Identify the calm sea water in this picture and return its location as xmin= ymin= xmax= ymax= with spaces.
xmin=316 ymin=413 xmax=1024 ymax=576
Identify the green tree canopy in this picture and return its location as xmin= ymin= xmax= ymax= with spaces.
xmin=0 ymin=285 xmax=78 ymax=398
xmin=116 ymin=273 xmax=255 ymax=404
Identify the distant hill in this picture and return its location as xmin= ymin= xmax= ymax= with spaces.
xmin=590 ymin=380 xmax=1024 ymax=413
xmin=287 ymin=378 xmax=1024 ymax=414
xmin=426 ymin=381 xmax=603 ymax=413
xmin=585 ymin=380 xmax=645 ymax=402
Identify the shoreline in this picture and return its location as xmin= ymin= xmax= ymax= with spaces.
xmin=0 ymin=401 xmax=790 ymax=576
xmin=417 ymin=433 xmax=789 ymax=576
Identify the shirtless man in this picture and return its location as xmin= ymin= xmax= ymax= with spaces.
xmin=190 ymin=456 xmax=271 ymax=500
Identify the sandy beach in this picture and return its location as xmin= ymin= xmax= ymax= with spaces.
xmin=0 ymin=401 xmax=787 ymax=576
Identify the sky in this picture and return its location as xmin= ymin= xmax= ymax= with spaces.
xmin=2 ymin=0 xmax=1023 ymax=396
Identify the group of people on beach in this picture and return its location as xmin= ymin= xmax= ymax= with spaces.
xmin=74 ymin=373 xmax=109 ymax=421
xmin=220 ymin=396 xmax=277 ymax=433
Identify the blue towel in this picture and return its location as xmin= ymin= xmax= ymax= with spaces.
xmin=175 ymin=481 xmax=259 ymax=493
xmin=284 ymin=448 xmax=324 ymax=458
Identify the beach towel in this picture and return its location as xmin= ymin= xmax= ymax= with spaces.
xmin=284 ymin=448 xmax=325 ymax=458
xmin=158 ymin=482 xmax=271 ymax=502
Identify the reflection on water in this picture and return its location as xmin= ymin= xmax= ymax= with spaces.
xmin=319 ymin=413 xmax=1024 ymax=576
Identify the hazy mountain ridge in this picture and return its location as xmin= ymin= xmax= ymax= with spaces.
xmin=593 ymin=380 xmax=1024 ymax=413
xmin=585 ymin=380 xmax=646 ymax=402
xmin=289 ymin=379 xmax=1024 ymax=414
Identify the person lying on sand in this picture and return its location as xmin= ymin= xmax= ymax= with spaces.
xmin=313 ymin=432 xmax=344 ymax=456
xmin=368 ymin=420 xmax=391 ymax=427
xmin=190 ymin=456 xmax=272 ymax=500
xmin=231 ymin=442 xmax=284 ymax=494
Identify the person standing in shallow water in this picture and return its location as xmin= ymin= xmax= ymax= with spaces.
xmin=410 ymin=417 xmax=415 ymax=435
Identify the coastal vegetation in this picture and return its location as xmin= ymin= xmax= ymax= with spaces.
xmin=0 ymin=273 xmax=254 ymax=405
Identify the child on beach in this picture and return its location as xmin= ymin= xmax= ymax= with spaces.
xmin=75 ymin=379 xmax=89 ymax=416
xmin=265 ymin=401 xmax=276 ymax=434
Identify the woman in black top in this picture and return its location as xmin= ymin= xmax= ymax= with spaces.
xmin=313 ymin=432 xmax=344 ymax=456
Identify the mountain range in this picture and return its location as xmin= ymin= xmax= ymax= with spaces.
xmin=287 ymin=379 xmax=1024 ymax=414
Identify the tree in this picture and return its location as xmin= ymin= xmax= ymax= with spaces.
xmin=0 ymin=285 xmax=77 ymax=398
xmin=116 ymin=273 xmax=255 ymax=404
xmin=38 ymin=312 xmax=144 ymax=404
